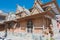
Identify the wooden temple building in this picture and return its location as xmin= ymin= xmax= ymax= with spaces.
xmin=0 ymin=0 xmax=60 ymax=40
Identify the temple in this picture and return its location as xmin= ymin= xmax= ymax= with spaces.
xmin=0 ymin=0 xmax=60 ymax=40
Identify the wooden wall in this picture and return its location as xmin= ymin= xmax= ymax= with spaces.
xmin=11 ymin=17 xmax=51 ymax=33
xmin=0 ymin=17 xmax=51 ymax=34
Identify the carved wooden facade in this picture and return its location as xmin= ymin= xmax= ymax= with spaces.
xmin=0 ymin=0 xmax=60 ymax=35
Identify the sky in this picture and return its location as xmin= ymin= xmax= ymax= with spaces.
xmin=0 ymin=0 xmax=60 ymax=13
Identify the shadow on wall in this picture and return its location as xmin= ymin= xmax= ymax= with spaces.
xmin=0 ymin=25 xmax=5 ymax=31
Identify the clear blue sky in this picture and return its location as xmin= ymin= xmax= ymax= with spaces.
xmin=0 ymin=0 xmax=60 ymax=12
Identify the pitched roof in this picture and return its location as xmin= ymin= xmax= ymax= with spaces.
xmin=16 ymin=4 xmax=31 ymax=15
xmin=16 ymin=4 xmax=24 ymax=13
xmin=30 ymin=0 xmax=44 ymax=13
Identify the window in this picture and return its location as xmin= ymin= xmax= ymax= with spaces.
xmin=9 ymin=22 xmax=15 ymax=29
xmin=16 ymin=22 xmax=20 ymax=28
xmin=27 ymin=20 xmax=33 ymax=33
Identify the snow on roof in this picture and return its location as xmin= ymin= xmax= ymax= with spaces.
xmin=0 ymin=10 xmax=8 ymax=16
xmin=50 ymin=3 xmax=60 ymax=14
xmin=43 ymin=3 xmax=60 ymax=14
xmin=24 ymin=8 xmax=31 ymax=15
xmin=16 ymin=4 xmax=24 ymax=13
xmin=16 ymin=4 xmax=31 ymax=15
xmin=35 ymin=2 xmax=44 ymax=12
xmin=33 ymin=0 xmax=44 ymax=13
xmin=6 ymin=14 xmax=17 ymax=21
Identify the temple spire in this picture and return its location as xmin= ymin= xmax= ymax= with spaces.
xmin=35 ymin=0 xmax=42 ymax=5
